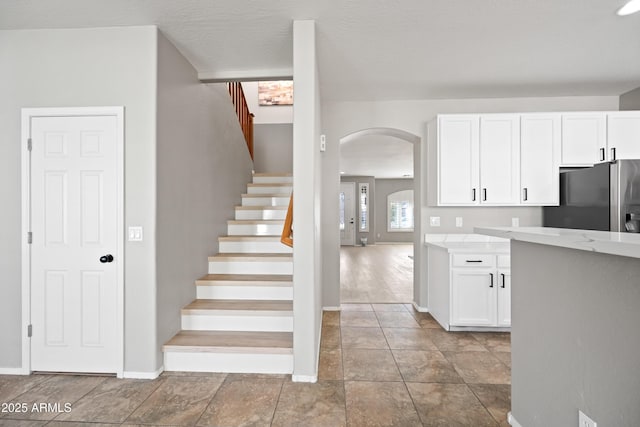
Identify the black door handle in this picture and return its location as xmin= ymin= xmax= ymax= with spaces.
xmin=501 ymin=273 xmax=506 ymax=288
xmin=100 ymin=254 xmax=114 ymax=263
xmin=489 ymin=273 xmax=494 ymax=288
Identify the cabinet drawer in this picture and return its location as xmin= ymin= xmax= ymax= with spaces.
xmin=452 ymin=254 xmax=495 ymax=268
xmin=497 ymin=255 xmax=510 ymax=268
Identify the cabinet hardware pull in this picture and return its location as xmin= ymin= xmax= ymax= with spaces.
xmin=611 ymin=147 xmax=616 ymax=161
xmin=465 ymin=260 xmax=483 ymax=263
xmin=523 ymin=188 xmax=528 ymax=201
xmin=501 ymin=273 xmax=505 ymax=288
xmin=472 ymin=188 xmax=476 ymax=201
xmin=489 ymin=273 xmax=494 ymax=287
xmin=600 ymin=147 xmax=605 ymax=161
xmin=482 ymin=188 xmax=487 ymax=201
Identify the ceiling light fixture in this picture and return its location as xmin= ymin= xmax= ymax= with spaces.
xmin=617 ymin=0 xmax=640 ymax=15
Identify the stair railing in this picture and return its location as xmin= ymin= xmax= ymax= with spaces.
xmin=281 ymin=194 xmax=293 ymax=247
xmin=227 ymin=82 xmax=255 ymax=160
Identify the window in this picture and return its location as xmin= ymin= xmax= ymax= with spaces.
xmin=339 ymin=191 xmax=346 ymax=231
xmin=359 ymin=183 xmax=369 ymax=232
xmin=388 ymin=190 xmax=414 ymax=232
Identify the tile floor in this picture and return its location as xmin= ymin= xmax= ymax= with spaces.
xmin=0 ymin=303 xmax=511 ymax=426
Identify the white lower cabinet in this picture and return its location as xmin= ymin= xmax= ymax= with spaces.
xmin=428 ymin=247 xmax=511 ymax=330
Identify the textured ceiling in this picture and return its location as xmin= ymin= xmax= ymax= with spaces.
xmin=1 ymin=0 xmax=640 ymax=101
xmin=340 ymin=135 xmax=413 ymax=179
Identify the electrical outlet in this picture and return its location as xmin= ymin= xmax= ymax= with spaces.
xmin=455 ymin=217 xmax=463 ymax=227
xmin=511 ymin=217 xmax=520 ymax=227
xmin=429 ymin=216 xmax=441 ymax=227
xmin=578 ymin=410 xmax=597 ymax=427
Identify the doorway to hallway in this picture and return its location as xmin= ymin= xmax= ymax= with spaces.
xmin=340 ymin=244 xmax=413 ymax=303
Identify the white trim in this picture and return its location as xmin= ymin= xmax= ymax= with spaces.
xmin=412 ymin=301 xmax=429 ymax=312
xmin=21 ymin=106 xmax=125 ymax=378
xmin=322 ymin=306 xmax=341 ymax=311
xmin=123 ymin=366 xmax=164 ymax=380
xmin=292 ymin=374 xmax=318 ymax=382
xmin=0 ymin=367 xmax=30 ymax=375
xmin=507 ymin=412 xmax=523 ymax=427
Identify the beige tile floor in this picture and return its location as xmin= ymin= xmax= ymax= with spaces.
xmin=0 ymin=304 xmax=511 ymax=426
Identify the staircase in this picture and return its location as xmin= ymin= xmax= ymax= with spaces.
xmin=163 ymin=173 xmax=294 ymax=374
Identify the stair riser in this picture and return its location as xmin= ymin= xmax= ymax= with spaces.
xmin=247 ymin=186 xmax=292 ymax=194
xmin=164 ymin=352 xmax=293 ymax=374
xmin=252 ymin=176 xmax=293 ymax=184
xmin=235 ymin=209 xmax=287 ymax=220
xmin=196 ymin=286 xmax=293 ymax=300
xmin=242 ymin=196 xmax=290 ymax=207
xmin=228 ymin=223 xmax=283 ymax=236
xmin=208 ymin=261 xmax=293 ymax=275
xmin=182 ymin=314 xmax=293 ymax=332
xmin=219 ymin=240 xmax=292 ymax=253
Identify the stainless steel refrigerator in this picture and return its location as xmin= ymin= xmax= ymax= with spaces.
xmin=543 ymin=159 xmax=640 ymax=232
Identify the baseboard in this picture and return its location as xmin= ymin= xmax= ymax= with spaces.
xmin=123 ymin=366 xmax=164 ymax=380
xmin=412 ymin=301 xmax=429 ymax=312
xmin=292 ymin=374 xmax=318 ymax=383
xmin=322 ymin=306 xmax=341 ymax=311
xmin=507 ymin=412 xmax=523 ymax=427
xmin=0 ymin=367 xmax=29 ymax=375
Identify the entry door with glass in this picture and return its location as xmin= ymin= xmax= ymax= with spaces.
xmin=340 ymin=182 xmax=356 ymax=246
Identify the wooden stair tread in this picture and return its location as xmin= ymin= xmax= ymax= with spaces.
xmin=218 ymin=236 xmax=282 ymax=241
xmin=241 ymin=193 xmax=291 ymax=197
xmin=235 ymin=206 xmax=288 ymax=210
xmin=164 ymin=330 xmax=293 ymax=351
xmin=197 ymin=273 xmax=293 ymax=282
xmin=183 ymin=299 xmax=293 ymax=312
xmin=209 ymin=253 xmax=292 ymax=262
xmin=227 ymin=220 xmax=284 ymax=224
xmin=253 ymin=173 xmax=292 ymax=177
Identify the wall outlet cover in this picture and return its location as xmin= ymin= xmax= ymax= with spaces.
xmin=511 ymin=217 xmax=520 ymax=227
xmin=456 ymin=217 xmax=463 ymax=227
xmin=429 ymin=217 xmax=441 ymax=227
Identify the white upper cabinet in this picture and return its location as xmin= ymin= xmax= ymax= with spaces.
xmin=437 ymin=115 xmax=480 ymax=205
xmin=607 ymin=111 xmax=640 ymax=161
xmin=560 ymin=113 xmax=607 ymax=166
xmin=479 ymin=115 xmax=520 ymax=205
xmin=520 ymin=114 xmax=561 ymax=205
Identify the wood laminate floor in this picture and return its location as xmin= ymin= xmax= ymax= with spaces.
xmin=340 ymin=244 xmax=413 ymax=303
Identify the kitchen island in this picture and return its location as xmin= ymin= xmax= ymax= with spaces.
xmin=476 ymin=226 xmax=640 ymax=427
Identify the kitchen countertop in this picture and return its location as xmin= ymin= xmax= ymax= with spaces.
xmin=475 ymin=226 xmax=640 ymax=259
xmin=424 ymin=234 xmax=510 ymax=253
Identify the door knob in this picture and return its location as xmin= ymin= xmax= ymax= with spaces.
xmin=100 ymin=254 xmax=114 ymax=263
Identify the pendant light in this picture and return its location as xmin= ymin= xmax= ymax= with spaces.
xmin=617 ymin=0 xmax=640 ymax=15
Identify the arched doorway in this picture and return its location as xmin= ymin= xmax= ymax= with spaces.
xmin=337 ymin=127 xmax=423 ymax=306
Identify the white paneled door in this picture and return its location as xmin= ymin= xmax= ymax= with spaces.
xmin=27 ymin=111 xmax=122 ymax=374
xmin=339 ymin=182 xmax=356 ymax=246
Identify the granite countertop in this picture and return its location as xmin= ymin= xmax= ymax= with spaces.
xmin=424 ymin=234 xmax=510 ymax=254
xmin=475 ymin=226 xmax=640 ymax=259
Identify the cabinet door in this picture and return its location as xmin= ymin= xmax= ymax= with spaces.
xmin=497 ymin=269 xmax=511 ymax=327
xmin=451 ymin=269 xmax=497 ymax=326
xmin=607 ymin=112 xmax=640 ymax=161
xmin=438 ymin=115 xmax=479 ymax=205
xmin=520 ymin=114 xmax=561 ymax=205
xmin=479 ymin=115 xmax=520 ymax=205
xmin=561 ymin=113 xmax=606 ymax=166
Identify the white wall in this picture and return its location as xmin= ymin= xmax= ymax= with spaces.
xmin=155 ymin=34 xmax=253 ymax=370
xmin=242 ymin=81 xmax=293 ymax=124
xmin=320 ymin=95 xmax=620 ymax=308
xmin=0 ymin=26 xmax=158 ymax=372
xmin=292 ymin=20 xmax=323 ymax=381
xmin=253 ymin=123 xmax=293 ymax=173
xmin=620 ymin=86 xmax=640 ymax=110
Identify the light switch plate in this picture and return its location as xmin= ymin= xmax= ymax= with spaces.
xmin=320 ymin=134 xmax=326 ymax=152
xmin=511 ymin=217 xmax=520 ymax=227
xmin=128 ymin=226 xmax=143 ymax=242
xmin=430 ymin=217 xmax=441 ymax=227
